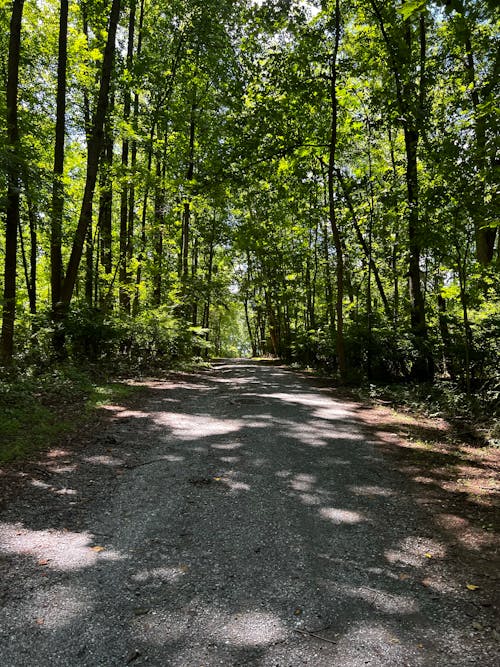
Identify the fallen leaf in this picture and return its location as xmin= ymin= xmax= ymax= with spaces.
xmin=399 ymin=573 xmax=410 ymax=581
xmin=294 ymin=608 xmax=302 ymax=616
xmin=91 ymin=546 xmax=105 ymax=552
xmin=213 ymin=477 xmax=221 ymax=481
xmin=424 ymin=553 xmax=432 ymax=559
xmin=38 ymin=559 xmax=49 ymax=566
xmin=36 ymin=618 xmax=44 ymax=625
xmin=180 ymin=564 xmax=189 ymax=573
xmin=466 ymin=583 xmax=480 ymax=591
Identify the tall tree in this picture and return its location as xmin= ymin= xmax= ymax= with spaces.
xmin=325 ymin=0 xmax=347 ymax=381
xmin=50 ymin=0 xmax=69 ymax=311
xmin=59 ymin=0 xmax=122 ymax=310
xmin=0 ymin=0 xmax=25 ymax=363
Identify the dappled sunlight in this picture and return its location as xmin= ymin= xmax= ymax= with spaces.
xmin=385 ymin=537 xmax=447 ymax=567
xmin=319 ymin=508 xmax=366 ymax=524
xmin=339 ymin=584 xmax=419 ymax=615
xmin=1 ymin=584 xmax=94 ymax=632
xmin=334 ymin=620 xmax=417 ymax=663
xmin=1 ymin=360 xmax=497 ymax=665
xmin=217 ymin=611 xmax=288 ymax=646
xmin=0 ymin=523 xmax=124 ymax=571
xmin=435 ymin=513 xmax=498 ymax=550
xmin=211 ymin=442 xmax=243 ymax=450
xmin=221 ymin=477 xmax=251 ymax=493
xmin=131 ymin=566 xmax=188 ymax=584
xmin=349 ymin=485 xmax=395 ymax=498
xmin=297 ymin=492 xmax=321 ymax=505
xmin=290 ymin=473 xmax=316 ymax=492
xmin=83 ymin=455 xmax=124 ymax=467
xmin=152 ymin=412 xmax=242 ymax=440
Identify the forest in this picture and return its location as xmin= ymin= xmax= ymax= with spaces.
xmin=0 ymin=0 xmax=498 ymax=421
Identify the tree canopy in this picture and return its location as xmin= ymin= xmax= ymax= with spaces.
xmin=0 ymin=0 xmax=498 ymax=398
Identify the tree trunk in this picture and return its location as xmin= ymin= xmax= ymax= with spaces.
xmin=98 ymin=108 xmax=113 ymax=276
xmin=119 ymin=2 xmax=136 ymax=313
xmin=1 ymin=0 xmax=25 ymax=363
xmin=59 ymin=0 xmax=121 ymax=310
xmin=326 ymin=0 xmax=346 ymax=381
xmin=50 ymin=0 xmax=68 ymax=311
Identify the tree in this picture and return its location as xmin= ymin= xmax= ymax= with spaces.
xmin=0 ymin=0 xmax=25 ymax=363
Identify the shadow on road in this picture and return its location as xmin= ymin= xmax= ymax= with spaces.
xmin=0 ymin=360 xmax=498 ymax=665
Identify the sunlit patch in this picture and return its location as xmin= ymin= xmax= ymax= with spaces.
xmin=153 ymin=412 xmax=242 ymax=439
xmin=100 ymin=404 xmax=127 ymax=412
xmin=218 ymin=611 xmax=287 ymax=646
xmin=211 ymin=442 xmax=242 ymax=450
xmin=436 ymin=513 xmax=497 ymax=550
xmin=385 ymin=537 xmax=446 ymax=566
xmin=30 ymin=479 xmax=52 ymax=490
xmin=290 ymin=473 xmax=316 ymax=491
xmin=0 ymin=523 xmax=124 ymax=571
xmin=219 ymin=456 xmax=239 ymax=463
xmin=298 ymin=493 xmax=321 ymax=506
xmin=319 ymin=507 xmax=365 ymax=524
xmin=131 ymin=566 xmax=186 ymax=584
xmin=84 ymin=455 xmax=124 ymax=466
xmin=334 ymin=620 xmax=408 ymax=660
xmin=3 ymin=584 xmax=94 ymax=631
xmin=224 ymin=480 xmax=250 ymax=492
xmin=115 ymin=409 xmax=150 ymax=419
xmin=47 ymin=464 xmax=78 ymax=474
xmin=162 ymin=454 xmax=185 ymax=462
xmin=413 ymin=475 xmax=436 ymax=485
xmin=54 ymin=488 xmax=77 ymax=496
xmin=46 ymin=449 xmax=72 ymax=458
xmin=340 ymin=584 xmax=418 ymax=614
xmin=349 ymin=485 xmax=395 ymax=497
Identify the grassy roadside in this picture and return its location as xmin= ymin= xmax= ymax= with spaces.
xmin=0 ymin=365 xmax=139 ymax=464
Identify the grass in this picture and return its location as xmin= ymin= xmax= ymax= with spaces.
xmin=0 ymin=364 xmax=139 ymax=464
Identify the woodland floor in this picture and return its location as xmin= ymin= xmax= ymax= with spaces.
xmin=0 ymin=359 xmax=498 ymax=666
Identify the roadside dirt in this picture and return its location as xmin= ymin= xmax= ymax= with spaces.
xmin=0 ymin=360 xmax=498 ymax=666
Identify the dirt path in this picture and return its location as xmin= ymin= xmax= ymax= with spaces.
xmin=0 ymin=360 xmax=498 ymax=666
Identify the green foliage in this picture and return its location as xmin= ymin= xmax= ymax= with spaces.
xmin=0 ymin=0 xmax=498 ymax=428
xmin=0 ymin=364 xmax=137 ymax=463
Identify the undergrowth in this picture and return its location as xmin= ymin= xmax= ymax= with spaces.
xmin=0 ymin=364 xmax=138 ymax=464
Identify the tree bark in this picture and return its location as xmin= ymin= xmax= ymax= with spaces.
xmin=119 ymin=2 xmax=136 ymax=313
xmin=326 ymin=0 xmax=346 ymax=381
xmin=1 ymin=0 xmax=25 ymax=363
xmin=50 ymin=0 xmax=68 ymax=311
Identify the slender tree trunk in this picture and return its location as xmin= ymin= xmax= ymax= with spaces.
xmin=326 ymin=0 xmax=346 ymax=381
xmin=181 ymin=98 xmax=196 ymax=288
xmin=18 ymin=217 xmax=33 ymax=314
xmin=21 ymin=177 xmax=38 ymax=316
xmin=118 ymin=2 xmax=136 ymax=313
xmin=59 ymin=0 xmax=121 ymax=310
xmin=452 ymin=0 xmax=498 ymax=264
xmin=336 ymin=170 xmax=391 ymax=320
xmin=371 ymin=1 xmax=432 ymax=380
xmin=50 ymin=0 xmax=68 ymax=311
xmin=1 ymin=0 xmax=25 ymax=363
xmin=98 ymin=108 xmax=113 ymax=276
xmin=152 ymin=151 xmax=165 ymax=306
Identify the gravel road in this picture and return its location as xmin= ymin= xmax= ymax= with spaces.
xmin=0 ymin=360 xmax=498 ymax=666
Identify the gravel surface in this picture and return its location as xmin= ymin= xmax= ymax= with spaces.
xmin=0 ymin=359 xmax=498 ymax=666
